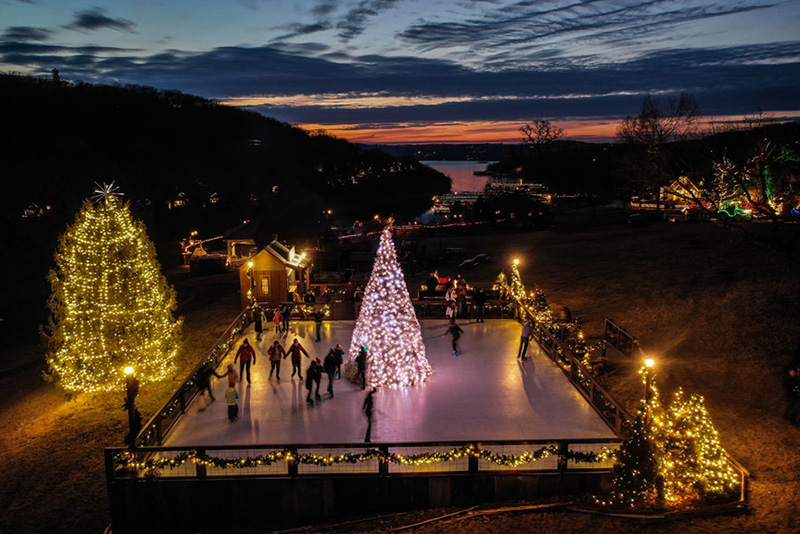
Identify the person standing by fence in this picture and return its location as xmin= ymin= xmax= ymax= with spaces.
xmin=197 ymin=360 xmax=222 ymax=406
xmin=782 ymin=366 xmax=800 ymax=427
xmin=518 ymin=321 xmax=533 ymax=361
xmin=473 ymin=287 xmax=486 ymax=323
xmin=286 ymin=338 xmax=310 ymax=381
xmin=363 ymin=387 xmax=377 ymax=443
xmin=234 ymin=339 xmax=256 ymax=385
xmin=268 ymin=340 xmax=285 ymax=381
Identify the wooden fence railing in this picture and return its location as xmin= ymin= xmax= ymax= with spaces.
xmin=602 ymin=317 xmax=640 ymax=359
xmin=530 ymin=324 xmax=632 ymax=434
xmin=106 ymin=437 xmax=621 ymax=483
xmin=135 ymin=309 xmax=251 ymax=447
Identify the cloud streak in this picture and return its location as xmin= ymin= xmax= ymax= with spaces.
xmin=62 ymin=7 xmax=136 ymax=33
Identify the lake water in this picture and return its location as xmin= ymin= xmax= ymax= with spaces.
xmin=421 ymin=161 xmax=496 ymax=193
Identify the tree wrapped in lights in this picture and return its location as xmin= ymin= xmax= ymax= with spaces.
xmin=45 ymin=187 xmax=182 ymax=393
xmin=660 ymin=389 xmax=739 ymax=501
xmin=347 ymin=226 xmax=432 ymax=388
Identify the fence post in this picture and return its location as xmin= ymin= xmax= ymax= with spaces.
xmin=557 ymin=442 xmax=568 ymax=473
xmin=155 ymin=416 xmax=163 ymax=445
xmin=468 ymin=443 xmax=479 ymax=474
xmin=379 ymin=445 xmax=389 ymax=476
xmin=287 ymin=447 xmax=299 ymax=478
xmin=195 ymin=448 xmax=207 ymax=479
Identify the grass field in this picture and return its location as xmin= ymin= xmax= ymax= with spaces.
xmin=1 ymin=209 xmax=799 ymax=533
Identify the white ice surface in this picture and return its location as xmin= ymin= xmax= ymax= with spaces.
xmin=164 ymin=319 xmax=617 ymax=446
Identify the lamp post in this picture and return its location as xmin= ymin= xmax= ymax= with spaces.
xmin=642 ymin=358 xmax=655 ymax=428
xmin=246 ymin=261 xmax=256 ymax=309
xmin=123 ymin=366 xmax=142 ymax=449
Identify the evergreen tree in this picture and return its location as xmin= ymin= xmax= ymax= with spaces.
xmin=347 ymin=226 xmax=432 ymax=387
xmin=45 ymin=188 xmax=182 ymax=393
xmin=661 ymin=390 xmax=739 ymax=500
xmin=605 ymin=404 xmax=660 ymax=508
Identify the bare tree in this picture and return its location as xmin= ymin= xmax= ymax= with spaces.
xmin=617 ymin=93 xmax=700 ymax=210
xmin=519 ymin=120 xmax=565 ymax=183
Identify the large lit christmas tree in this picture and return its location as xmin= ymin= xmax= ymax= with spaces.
xmin=347 ymin=226 xmax=432 ymax=388
xmin=45 ymin=185 xmax=182 ymax=393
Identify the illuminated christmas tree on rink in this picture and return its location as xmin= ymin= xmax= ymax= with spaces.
xmin=44 ymin=184 xmax=182 ymax=393
xmin=347 ymin=225 xmax=433 ymax=388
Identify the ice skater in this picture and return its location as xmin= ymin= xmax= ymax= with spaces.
xmin=234 ymin=338 xmax=256 ymax=385
xmin=445 ymin=320 xmax=464 ymax=356
xmin=225 ymin=385 xmax=239 ymax=421
xmin=333 ymin=343 xmax=344 ymax=379
xmin=272 ymin=309 xmax=282 ymax=334
xmin=363 ymin=387 xmax=377 ymax=443
xmin=518 ymin=321 xmax=533 ymax=361
xmin=196 ymin=360 xmax=222 ymax=408
xmin=305 ymin=358 xmax=323 ymax=406
xmin=286 ymin=338 xmax=310 ymax=381
xmin=355 ymin=345 xmax=368 ymax=389
xmin=314 ymin=308 xmax=323 ymax=342
xmin=267 ymin=340 xmax=285 ymax=380
xmin=253 ymin=307 xmax=264 ymax=342
xmin=323 ymin=349 xmax=337 ymax=397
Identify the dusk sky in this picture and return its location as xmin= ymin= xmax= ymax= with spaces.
xmin=2 ymin=0 xmax=799 ymax=143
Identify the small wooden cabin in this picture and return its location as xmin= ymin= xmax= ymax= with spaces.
xmin=239 ymin=239 xmax=311 ymax=309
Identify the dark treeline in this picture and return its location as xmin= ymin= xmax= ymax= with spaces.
xmin=0 ymin=74 xmax=449 ymax=332
xmin=369 ymin=144 xmax=515 ymax=161
xmin=487 ymin=123 xmax=800 ymax=196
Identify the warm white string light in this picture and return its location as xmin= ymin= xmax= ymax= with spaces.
xmin=347 ymin=226 xmax=433 ymax=388
xmin=45 ymin=193 xmax=182 ymax=392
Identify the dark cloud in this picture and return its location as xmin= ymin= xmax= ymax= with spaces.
xmin=399 ymin=0 xmax=779 ymax=57
xmin=311 ymin=0 xmax=339 ymax=17
xmin=273 ymin=22 xmax=331 ymax=41
xmin=62 ymin=7 xmax=136 ymax=33
xmin=2 ymin=35 xmax=797 ymax=125
xmin=336 ymin=0 xmax=402 ymax=41
xmin=1 ymin=26 xmax=53 ymax=41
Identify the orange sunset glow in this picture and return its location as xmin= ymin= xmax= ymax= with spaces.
xmin=296 ymin=111 xmax=800 ymax=144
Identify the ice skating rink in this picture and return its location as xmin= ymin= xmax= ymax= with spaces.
xmin=164 ymin=319 xmax=616 ymax=446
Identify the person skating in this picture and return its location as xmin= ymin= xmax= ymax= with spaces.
xmin=286 ymin=338 xmax=310 ymax=380
xmin=333 ymin=343 xmax=344 ymax=379
xmin=225 ymin=385 xmax=239 ymax=421
xmin=281 ymin=304 xmax=291 ymax=333
xmin=267 ymin=340 xmax=286 ymax=380
xmin=445 ymin=320 xmax=464 ymax=356
xmin=323 ymin=349 xmax=337 ymax=397
xmin=253 ymin=307 xmax=264 ymax=342
xmin=234 ymin=338 xmax=256 ymax=385
xmin=272 ymin=309 xmax=282 ymax=334
xmin=518 ymin=321 xmax=533 ymax=361
xmin=305 ymin=358 xmax=323 ymax=406
xmin=363 ymin=387 xmax=377 ymax=443
xmin=196 ymin=360 xmax=222 ymax=406
xmin=314 ymin=308 xmax=323 ymax=343
xmin=355 ymin=345 xmax=368 ymax=389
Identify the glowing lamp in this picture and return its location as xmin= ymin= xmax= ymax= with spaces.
xmin=124 ymin=366 xmax=135 ymax=376
xmin=247 ymin=261 xmax=254 ymax=268
xmin=513 ymin=258 xmax=520 ymax=265
xmin=645 ymin=358 xmax=655 ymax=368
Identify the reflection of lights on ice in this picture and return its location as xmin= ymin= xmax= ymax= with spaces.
xmin=347 ymin=227 xmax=433 ymax=388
